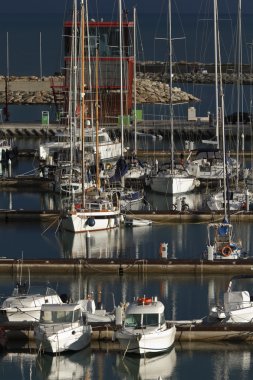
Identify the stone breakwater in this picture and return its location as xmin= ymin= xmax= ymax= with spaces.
xmin=0 ymin=75 xmax=199 ymax=105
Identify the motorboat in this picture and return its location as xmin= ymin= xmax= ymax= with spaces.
xmin=124 ymin=217 xmax=152 ymax=227
xmin=34 ymin=303 xmax=92 ymax=354
xmin=78 ymin=296 xmax=116 ymax=324
xmin=0 ymin=283 xmax=64 ymax=322
xmin=209 ymin=275 xmax=253 ymax=323
xmin=115 ymin=296 xmax=176 ymax=355
xmin=204 ymin=218 xmax=247 ymax=260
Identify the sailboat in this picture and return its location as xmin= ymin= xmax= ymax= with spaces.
xmin=204 ymin=0 xmax=247 ymax=260
xmin=148 ymin=0 xmax=197 ymax=195
xmin=61 ymin=0 xmax=121 ymax=233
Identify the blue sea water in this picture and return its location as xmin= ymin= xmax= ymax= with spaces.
xmin=0 ymin=8 xmax=253 ymax=380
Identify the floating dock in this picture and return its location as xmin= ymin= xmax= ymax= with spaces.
xmin=1 ymin=319 xmax=253 ymax=349
xmin=0 ymin=258 xmax=253 ymax=275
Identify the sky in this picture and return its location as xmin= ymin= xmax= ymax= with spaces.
xmin=1 ymin=0 xmax=253 ymax=15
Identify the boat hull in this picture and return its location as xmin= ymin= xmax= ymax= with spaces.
xmin=116 ymin=324 xmax=176 ymax=355
xmin=35 ymin=323 xmax=92 ymax=353
xmin=150 ymin=175 xmax=196 ymax=195
xmin=61 ymin=210 xmax=121 ymax=233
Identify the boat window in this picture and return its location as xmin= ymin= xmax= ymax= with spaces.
xmin=124 ymin=314 xmax=142 ymax=328
xmin=143 ymin=313 xmax=159 ymax=326
xmin=160 ymin=313 xmax=165 ymax=325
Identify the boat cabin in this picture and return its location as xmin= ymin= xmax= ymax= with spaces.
xmin=39 ymin=304 xmax=82 ymax=324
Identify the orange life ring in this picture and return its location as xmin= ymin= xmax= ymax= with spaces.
xmin=137 ymin=297 xmax=152 ymax=305
xmin=221 ymin=245 xmax=232 ymax=257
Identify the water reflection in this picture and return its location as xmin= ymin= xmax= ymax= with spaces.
xmin=36 ymin=348 xmax=92 ymax=380
xmin=116 ymin=347 xmax=177 ymax=379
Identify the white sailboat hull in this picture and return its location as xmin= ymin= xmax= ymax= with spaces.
xmin=150 ymin=174 xmax=196 ymax=195
xmin=61 ymin=209 xmax=121 ymax=233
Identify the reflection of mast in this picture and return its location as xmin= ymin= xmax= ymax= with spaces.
xmin=4 ymin=32 xmax=9 ymax=122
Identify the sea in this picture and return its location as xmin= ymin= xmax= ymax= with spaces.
xmin=1 ymin=7 xmax=253 ymax=380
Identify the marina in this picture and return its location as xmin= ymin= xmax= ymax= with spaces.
xmin=1 ymin=1 xmax=253 ymax=379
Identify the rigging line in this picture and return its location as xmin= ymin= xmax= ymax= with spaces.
xmin=41 ymin=217 xmax=59 ymax=236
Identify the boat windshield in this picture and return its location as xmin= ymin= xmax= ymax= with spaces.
xmin=11 ymin=285 xmax=58 ymax=297
xmin=124 ymin=313 xmax=160 ymax=328
xmin=40 ymin=309 xmax=80 ymax=324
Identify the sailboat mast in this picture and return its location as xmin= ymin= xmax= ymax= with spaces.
xmin=95 ymin=40 xmax=101 ymax=190
xmin=119 ymin=0 xmax=124 ymax=158
xmin=216 ymin=3 xmax=228 ymax=220
xmin=236 ymin=0 xmax=242 ymax=187
xmin=133 ymin=7 xmax=137 ymax=154
xmin=168 ymin=0 xmax=174 ymax=172
xmin=214 ymin=0 xmax=219 ymax=148
xmin=80 ymin=0 xmax=86 ymax=207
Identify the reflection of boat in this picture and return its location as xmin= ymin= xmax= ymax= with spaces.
xmin=34 ymin=303 xmax=92 ymax=354
xmin=116 ymin=347 xmax=177 ymax=379
xmin=0 ymin=284 xmax=64 ymax=322
xmin=116 ymin=296 xmax=176 ymax=355
xmin=209 ymin=275 xmax=253 ymax=323
xmin=36 ymin=347 xmax=91 ymax=380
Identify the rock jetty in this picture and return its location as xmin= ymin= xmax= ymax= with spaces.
xmin=0 ymin=74 xmax=199 ymax=105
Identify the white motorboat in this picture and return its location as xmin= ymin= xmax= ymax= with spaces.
xmin=116 ymin=296 xmax=176 ymax=355
xmin=34 ymin=303 xmax=92 ymax=354
xmin=78 ymin=297 xmax=116 ymax=324
xmin=0 ymin=283 xmax=64 ymax=322
xmin=204 ymin=218 xmax=247 ymax=260
xmin=209 ymin=275 xmax=253 ymax=323
xmin=124 ymin=217 xmax=152 ymax=227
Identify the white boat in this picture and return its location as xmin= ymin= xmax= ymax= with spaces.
xmin=116 ymin=296 xmax=176 ymax=355
xmin=206 ymin=188 xmax=252 ymax=211
xmin=0 ymin=284 xmax=64 ymax=322
xmin=61 ymin=196 xmax=121 ymax=233
xmin=124 ymin=217 xmax=152 ymax=227
xmin=34 ymin=303 xmax=92 ymax=354
xmin=83 ymin=128 xmax=121 ymax=162
xmin=186 ymin=148 xmax=239 ymax=182
xmin=209 ymin=275 xmax=253 ymax=323
xmin=149 ymin=169 xmax=197 ymax=195
xmin=205 ymin=219 xmax=247 ymax=260
xmin=78 ymin=296 xmax=116 ymax=324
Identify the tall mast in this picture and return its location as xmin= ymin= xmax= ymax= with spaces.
xmin=236 ymin=0 xmax=242 ymax=187
xmin=133 ymin=7 xmax=137 ymax=154
xmin=95 ymin=39 xmax=101 ymax=190
xmin=214 ymin=0 xmax=219 ymax=148
xmin=168 ymin=0 xmax=174 ymax=173
xmin=80 ymin=0 xmax=86 ymax=207
xmin=119 ymin=0 xmax=124 ymax=158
